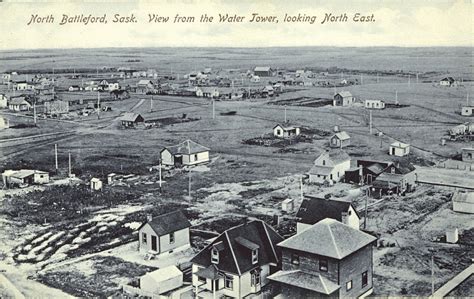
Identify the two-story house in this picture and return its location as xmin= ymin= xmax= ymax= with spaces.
xmin=191 ymin=220 xmax=283 ymax=299
xmin=296 ymin=196 xmax=360 ymax=233
xmin=308 ymin=150 xmax=351 ymax=184
xmin=138 ymin=210 xmax=191 ymax=256
xmin=268 ymin=218 xmax=377 ymax=298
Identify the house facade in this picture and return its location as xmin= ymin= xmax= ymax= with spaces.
xmin=138 ymin=210 xmax=191 ymax=255
xmin=461 ymin=148 xmax=474 ymax=162
xmin=8 ymin=97 xmax=31 ymax=112
xmin=333 ymin=92 xmax=354 ymax=107
xmin=389 ymin=142 xmax=410 ymax=157
xmin=296 ymin=196 xmax=360 ymax=233
xmin=273 ymin=124 xmax=301 ymax=138
xmin=308 ymin=150 xmax=351 ymax=184
xmin=364 ymin=100 xmax=385 ymax=109
xmin=0 ymin=94 xmax=8 ymax=108
xmin=452 ymin=191 xmax=474 ymax=214
xmin=461 ymin=106 xmax=474 ymax=116
xmin=254 ymin=67 xmax=273 ymax=77
xmin=330 ymin=131 xmax=351 ymax=148
xmin=191 ymin=220 xmax=283 ymax=299
xmin=440 ymin=77 xmax=456 ymax=87
xmin=2 ymin=169 xmax=49 ymax=188
xmin=371 ymin=161 xmax=416 ymax=197
xmin=120 ymin=113 xmax=144 ymax=128
xmin=268 ymin=218 xmax=377 ymax=298
xmin=160 ymin=139 xmax=210 ymax=167
xmin=345 ymin=160 xmax=394 ymax=185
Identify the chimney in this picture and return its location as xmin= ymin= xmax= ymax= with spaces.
xmin=341 ymin=211 xmax=349 ymax=226
xmin=146 ymin=214 xmax=153 ymax=222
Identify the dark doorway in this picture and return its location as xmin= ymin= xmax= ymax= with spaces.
xmin=151 ymin=235 xmax=157 ymax=251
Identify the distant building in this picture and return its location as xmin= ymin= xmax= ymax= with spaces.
xmin=191 ymin=220 xmax=283 ymax=299
xmin=440 ymin=77 xmax=456 ymax=87
xmin=452 ymin=191 xmax=474 ymax=214
xmin=461 ymin=106 xmax=474 ymax=116
xmin=44 ymin=100 xmax=69 ymax=115
xmin=0 ymin=94 xmax=8 ymax=108
xmin=138 ymin=210 xmax=191 ymax=255
xmin=330 ymin=131 xmax=351 ymax=148
xmin=296 ymin=196 xmax=360 ymax=233
xmin=254 ymin=66 xmax=273 ymax=77
xmin=268 ymin=218 xmax=377 ymax=298
xmin=197 ymin=87 xmax=219 ymax=98
xmin=308 ymin=150 xmax=351 ymax=184
xmin=110 ymin=89 xmax=129 ymax=100
xmin=2 ymin=169 xmax=49 ymax=188
xmin=273 ymin=124 xmax=301 ymax=138
xmin=333 ymin=92 xmax=354 ymax=107
xmin=160 ymin=139 xmax=210 ymax=167
xmin=250 ymin=75 xmax=261 ymax=83
xmin=345 ymin=160 xmax=394 ymax=185
xmin=389 ymin=142 xmax=410 ymax=157
xmin=8 ymin=97 xmax=31 ymax=112
xmin=461 ymin=148 xmax=474 ymax=162
xmin=14 ymin=81 xmax=35 ymax=91
xmin=282 ymin=198 xmax=295 ymax=212
xmin=68 ymin=85 xmax=82 ymax=92
xmin=90 ymin=178 xmax=103 ymax=191
xmin=120 ymin=113 xmax=144 ymax=128
xmin=137 ymin=79 xmax=155 ymax=94
xmin=262 ymin=85 xmax=274 ymax=96
xmin=365 ymin=99 xmax=385 ymax=109
xmin=371 ymin=161 xmax=416 ymax=197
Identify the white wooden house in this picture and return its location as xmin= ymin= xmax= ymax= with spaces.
xmin=273 ymin=124 xmax=301 ymax=138
xmin=389 ymin=142 xmax=410 ymax=157
xmin=308 ymin=150 xmax=351 ymax=183
xmin=452 ymin=191 xmax=474 ymax=214
xmin=160 ymin=139 xmax=210 ymax=167
xmin=333 ymin=91 xmax=354 ymax=107
xmin=330 ymin=131 xmax=350 ymax=148
xmin=365 ymin=99 xmax=385 ymax=109
xmin=461 ymin=106 xmax=474 ymax=116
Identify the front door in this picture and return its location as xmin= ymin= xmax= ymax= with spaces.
xmin=174 ymin=155 xmax=183 ymax=167
xmin=151 ymin=235 xmax=157 ymax=251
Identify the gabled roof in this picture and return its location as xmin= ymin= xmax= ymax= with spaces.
xmin=390 ymin=142 xmax=410 ymax=149
xmin=138 ymin=210 xmax=191 ymax=237
xmin=316 ymin=150 xmax=350 ymax=165
xmin=138 ymin=79 xmax=154 ymax=86
xmin=273 ymin=123 xmax=300 ymax=131
xmin=296 ymin=196 xmax=360 ymax=225
xmin=9 ymin=97 xmax=31 ymax=105
xmin=191 ymin=220 xmax=283 ymax=275
xmin=366 ymin=163 xmax=387 ymax=175
xmin=441 ymin=77 xmax=455 ymax=83
xmin=164 ymin=139 xmax=210 ymax=155
xmin=254 ymin=66 xmax=272 ymax=72
xmin=335 ymin=91 xmax=352 ymax=98
xmin=332 ymin=131 xmax=350 ymax=141
xmin=268 ymin=270 xmax=340 ymax=295
xmin=120 ymin=112 xmax=143 ymax=122
xmin=386 ymin=161 xmax=416 ymax=174
xmin=278 ymin=218 xmax=376 ymax=260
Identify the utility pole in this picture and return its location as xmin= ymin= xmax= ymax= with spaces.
xmin=431 ymin=254 xmax=435 ymax=295
xmin=158 ymin=162 xmax=162 ymax=192
xmin=97 ymin=91 xmax=100 ymax=119
xmin=360 ymin=74 xmax=363 ymax=85
xmin=416 ymin=73 xmax=419 ymax=84
xmin=150 ymin=96 xmax=153 ymax=113
xmin=33 ymin=103 xmax=37 ymax=125
xmin=408 ymin=74 xmax=411 ymax=86
xmin=54 ymin=144 xmax=58 ymax=172
xmin=369 ymin=110 xmax=373 ymax=135
xmin=364 ymin=189 xmax=368 ymax=229
xmin=284 ymin=105 xmax=287 ymax=123
xmin=68 ymin=151 xmax=72 ymax=177
xmin=300 ymin=176 xmax=303 ymax=201
xmin=212 ymin=98 xmax=215 ymax=119
xmin=188 ymin=170 xmax=192 ymax=199
xmin=395 ymin=90 xmax=398 ymax=104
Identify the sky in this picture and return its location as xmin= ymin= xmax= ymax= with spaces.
xmin=0 ymin=0 xmax=472 ymax=50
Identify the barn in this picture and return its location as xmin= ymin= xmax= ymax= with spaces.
xmin=254 ymin=66 xmax=273 ymax=77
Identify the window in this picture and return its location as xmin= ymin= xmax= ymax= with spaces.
xmin=322 ymin=160 xmax=326 ymax=166
xmin=142 ymin=233 xmax=147 ymax=244
xmin=362 ymin=271 xmax=368 ymax=287
xmin=194 ymin=154 xmax=198 ymax=161
xmin=319 ymin=259 xmax=328 ymax=272
xmin=391 ymin=167 xmax=395 ymax=174
xmin=198 ymin=275 xmax=206 ymax=284
xmin=225 ymin=275 xmax=233 ymax=290
xmin=252 ymin=249 xmax=258 ymax=264
xmin=169 ymin=232 xmax=175 ymax=244
xmin=291 ymin=254 xmax=300 ymax=265
xmin=346 ymin=280 xmax=352 ymax=291
xmin=251 ymin=269 xmax=261 ymax=286
xmin=211 ymin=248 xmax=219 ymax=264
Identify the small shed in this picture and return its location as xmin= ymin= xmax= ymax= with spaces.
xmin=282 ymin=198 xmax=295 ymax=212
xmin=330 ymin=131 xmax=351 ymax=148
xmin=461 ymin=148 xmax=474 ymax=162
xmin=120 ymin=113 xmax=144 ymax=128
xmin=446 ymin=228 xmax=459 ymax=244
xmin=440 ymin=77 xmax=455 ymax=87
xmin=91 ymin=178 xmax=103 ymax=191
xmin=140 ymin=266 xmax=183 ymax=295
xmin=333 ymin=91 xmax=354 ymax=107
xmin=273 ymin=124 xmax=301 ymax=138
xmin=452 ymin=191 xmax=474 ymax=214
xmin=461 ymin=106 xmax=474 ymax=116
xmin=389 ymin=142 xmax=410 ymax=157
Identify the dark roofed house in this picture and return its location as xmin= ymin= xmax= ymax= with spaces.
xmin=371 ymin=160 xmax=416 ymax=198
xmin=138 ymin=210 xmax=191 ymax=255
xmin=120 ymin=112 xmax=144 ymax=128
xmin=191 ymin=220 xmax=283 ymax=299
xmin=268 ymin=218 xmax=377 ymax=298
xmin=333 ymin=91 xmax=354 ymax=107
xmin=345 ymin=159 xmax=394 ymax=185
xmin=8 ymin=97 xmax=32 ymax=112
xmin=160 ymin=139 xmax=210 ymax=167
xmin=254 ymin=66 xmax=274 ymax=77
xmin=296 ymin=196 xmax=360 ymax=233
xmin=440 ymin=77 xmax=456 ymax=87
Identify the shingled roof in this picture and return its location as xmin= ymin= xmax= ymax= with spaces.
xmin=164 ymin=139 xmax=210 ymax=155
xmin=296 ymin=196 xmax=359 ymax=226
xmin=191 ymin=220 xmax=283 ymax=275
xmin=138 ymin=210 xmax=191 ymax=237
xmin=278 ymin=218 xmax=376 ymax=260
xmin=268 ymin=270 xmax=340 ymax=295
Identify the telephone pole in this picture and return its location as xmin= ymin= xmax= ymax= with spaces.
xmin=97 ymin=91 xmax=100 ymax=119
xmin=68 ymin=151 xmax=72 ymax=177
xmin=300 ymin=176 xmax=303 ymax=201
xmin=150 ymin=96 xmax=153 ymax=113
xmin=188 ymin=170 xmax=192 ymax=199
xmin=284 ymin=105 xmax=287 ymax=123
xmin=33 ymin=103 xmax=37 ymax=125
xmin=364 ymin=189 xmax=369 ymax=229
xmin=369 ymin=110 xmax=373 ymax=135
xmin=158 ymin=162 xmax=162 ymax=192
xmin=54 ymin=144 xmax=58 ymax=172
xmin=212 ymin=98 xmax=215 ymax=119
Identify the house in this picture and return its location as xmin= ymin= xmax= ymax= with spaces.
xmin=345 ymin=160 xmax=394 ymax=185
xmin=329 ymin=131 xmax=350 ymax=148
xmin=452 ymin=191 xmax=474 ymax=214
xmin=2 ymin=169 xmax=49 ymax=188
xmin=440 ymin=77 xmax=456 ymax=87
xmin=197 ymin=87 xmax=219 ymax=98
xmin=273 ymin=124 xmax=301 ymax=138
xmin=122 ymin=265 xmax=192 ymax=299
xmin=110 ymin=89 xmax=129 ymax=100
xmin=191 ymin=219 xmax=283 ymax=299
xmin=254 ymin=66 xmax=273 ymax=77
xmin=446 ymin=228 xmax=459 ymax=244
xmin=371 ymin=161 xmax=416 ymax=197
xmin=137 ymin=79 xmax=155 ymax=93
xmin=296 ymin=196 xmax=360 ymax=233
xmin=68 ymin=85 xmax=81 ymax=92
xmin=364 ymin=99 xmax=385 ymax=109
xmin=461 ymin=148 xmax=474 ymax=162
xmin=461 ymin=106 xmax=474 ymax=116
xmin=120 ymin=113 xmax=144 ymax=128
xmin=389 ymin=142 xmax=410 ymax=157
xmin=90 ymin=178 xmax=103 ymax=191
xmin=2 ymin=73 xmax=12 ymax=83
xmin=8 ymin=97 xmax=32 ymax=112
xmin=99 ymin=79 xmax=120 ymax=91
xmin=250 ymin=75 xmax=261 ymax=83
xmin=44 ymin=100 xmax=69 ymax=115
xmin=0 ymin=94 xmax=8 ymax=108
xmin=308 ymin=150 xmax=351 ymax=184
xmin=268 ymin=218 xmax=377 ymax=298
xmin=333 ymin=91 xmax=354 ymax=107
xmin=262 ymin=85 xmax=274 ymax=97
xmin=138 ymin=210 xmax=191 ymax=255
xmin=160 ymin=139 xmax=210 ymax=167
xmin=282 ymin=198 xmax=295 ymax=212
xmin=14 ymin=81 xmax=35 ymax=91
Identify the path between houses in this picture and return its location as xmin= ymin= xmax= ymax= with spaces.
xmin=431 ymin=263 xmax=474 ymax=298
